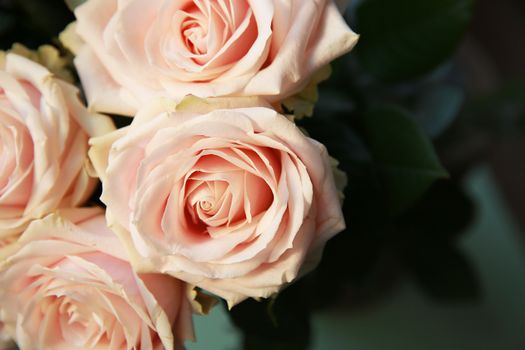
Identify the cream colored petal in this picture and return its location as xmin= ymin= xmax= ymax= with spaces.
xmin=0 ymin=51 xmax=5 ymax=69
xmin=187 ymin=286 xmax=218 ymax=316
xmin=175 ymin=95 xmax=271 ymax=114
xmin=282 ymin=64 xmax=332 ymax=119
xmin=7 ymin=44 xmax=72 ymax=82
xmin=59 ymin=22 xmax=84 ymax=55
xmin=88 ymin=127 xmax=128 ymax=182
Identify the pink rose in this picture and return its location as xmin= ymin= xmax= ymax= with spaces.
xmin=0 ymin=209 xmax=195 ymax=350
xmin=89 ymin=98 xmax=346 ymax=306
xmin=0 ymin=52 xmax=114 ymax=240
xmin=65 ymin=0 xmax=358 ymax=116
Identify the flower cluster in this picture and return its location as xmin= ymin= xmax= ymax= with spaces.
xmin=0 ymin=0 xmax=357 ymax=348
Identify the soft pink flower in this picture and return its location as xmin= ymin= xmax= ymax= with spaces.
xmin=89 ymin=98 xmax=346 ymax=306
xmin=64 ymin=0 xmax=358 ymax=116
xmin=0 ymin=209 xmax=195 ymax=350
xmin=0 ymin=53 xmax=114 ymax=240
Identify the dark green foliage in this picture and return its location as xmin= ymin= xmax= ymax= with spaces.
xmin=362 ymin=106 xmax=449 ymax=215
xmin=355 ymin=0 xmax=474 ymax=81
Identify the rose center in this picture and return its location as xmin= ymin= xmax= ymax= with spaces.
xmin=173 ymin=0 xmax=255 ymax=67
xmin=199 ymin=199 xmax=213 ymax=211
xmin=184 ymin=175 xmax=237 ymax=232
xmin=52 ymin=294 xmax=109 ymax=346
xmin=60 ymin=299 xmax=89 ymax=328
xmin=183 ymin=22 xmax=208 ymax=55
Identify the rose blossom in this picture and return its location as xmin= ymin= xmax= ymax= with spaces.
xmin=89 ymin=97 xmax=346 ymax=306
xmin=62 ymin=0 xmax=358 ymax=116
xmin=0 ymin=208 xmax=195 ymax=350
xmin=0 ymin=50 xmax=114 ymax=241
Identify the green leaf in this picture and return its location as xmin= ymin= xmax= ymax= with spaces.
xmin=65 ymin=0 xmax=86 ymax=11
xmin=363 ymin=106 xmax=449 ymax=215
xmin=355 ymin=0 xmax=474 ymax=81
xmin=414 ymin=84 xmax=465 ymax=138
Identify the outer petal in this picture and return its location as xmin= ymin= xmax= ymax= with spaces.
xmin=75 ymin=47 xmax=140 ymax=116
xmin=59 ymin=22 xmax=84 ymax=55
xmin=243 ymin=1 xmax=359 ymax=101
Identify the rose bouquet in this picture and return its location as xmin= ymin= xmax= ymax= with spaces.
xmin=0 ymin=0 xmax=481 ymax=348
xmin=0 ymin=0 xmax=359 ymax=348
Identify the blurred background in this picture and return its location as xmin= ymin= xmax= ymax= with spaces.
xmin=1 ymin=0 xmax=525 ymax=349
